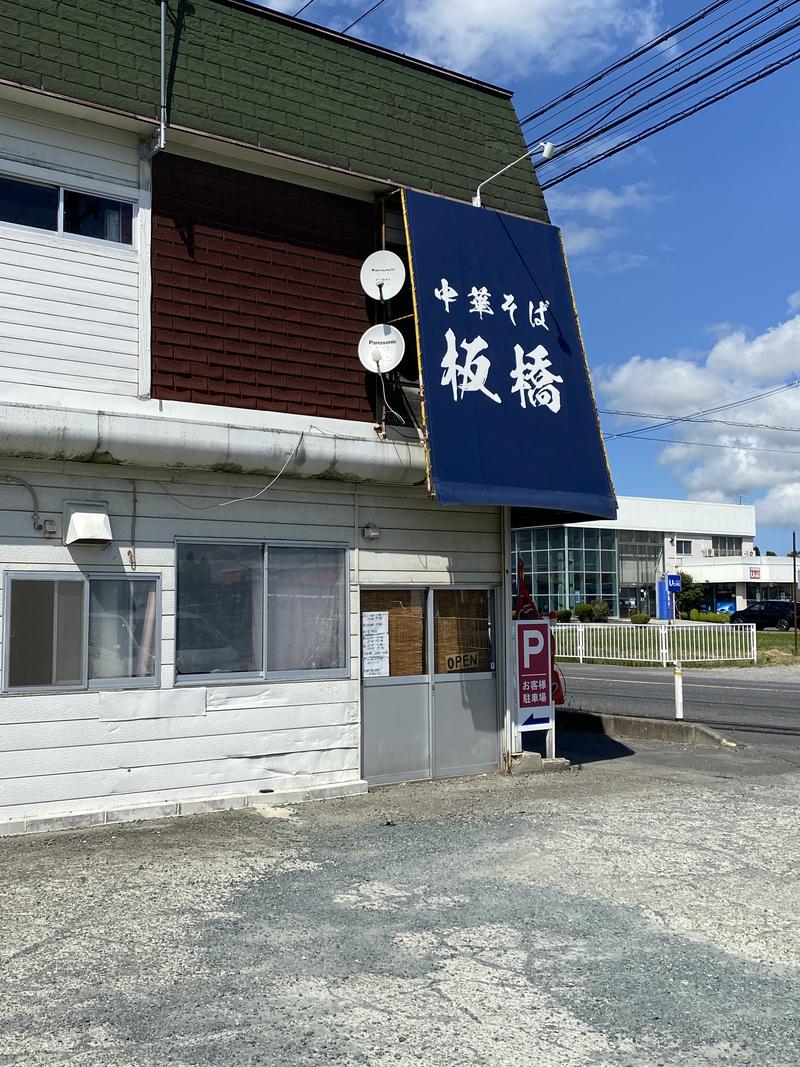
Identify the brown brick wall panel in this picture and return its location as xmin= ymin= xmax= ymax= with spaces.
xmin=151 ymin=154 xmax=376 ymax=421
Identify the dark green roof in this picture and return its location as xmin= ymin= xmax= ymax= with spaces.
xmin=2 ymin=0 xmax=547 ymax=218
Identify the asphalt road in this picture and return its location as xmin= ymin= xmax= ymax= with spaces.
xmin=561 ymin=662 xmax=800 ymax=755
xmin=1 ymin=742 xmax=799 ymax=1066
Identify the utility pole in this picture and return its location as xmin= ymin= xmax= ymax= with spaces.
xmin=794 ymin=531 xmax=798 ymax=657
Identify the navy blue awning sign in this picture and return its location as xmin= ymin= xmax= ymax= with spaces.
xmin=402 ymin=189 xmax=617 ymax=522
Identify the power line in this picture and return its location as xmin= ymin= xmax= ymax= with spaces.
xmin=342 ymin=0 xmax=388 ymax=34
xmin=602 ymin=381 xmax=800 ymax=441
xmin=544 ymin=11 xmax=800 ymax=160
xmin=518 ymin=0 xmax=738 ymax=127
xmin=531 ymin=0 xmax=800 ymax=148
xmin=606 ymin=433 xmax=800 ymax=457
xmin=573 ymin=24 xmax=800 ymax=152
xmin=540 ymin=25 xmax=800 ymax=184
xmin=539 ymin=44 xmax=800 ymax=187
xmin=600 ymin=408 xmax=800 ymax=434
xmin=524 ymin=0 xmax=760 ymax=138
xmin=293 ymin=0 xmax=316 ymax=15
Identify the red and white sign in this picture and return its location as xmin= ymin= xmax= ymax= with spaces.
xmin=517 ymin=619 xmax=554 ymax=732
xmin=750 ymin=567 xmax=761 ymax=579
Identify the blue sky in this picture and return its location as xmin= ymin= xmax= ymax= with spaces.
xmin=263 ymin=0 xmax=800 ymax=552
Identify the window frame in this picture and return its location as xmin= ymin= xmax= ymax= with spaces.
xmin=86 ymin=574 xmax=163 ymax=692
xmin=0 ymin=169 xmax=138 ymax=252
xmin=2 ymin=571 xmax=161 ymax=695
xmin=174 ymin=538 xmax=351 ymax=686
xmin=711 ymin=535 xmax=742 ymax=558
xmin=676 ymin=539 xmax=692 ymax=555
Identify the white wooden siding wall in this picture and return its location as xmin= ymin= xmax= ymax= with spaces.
xmin=0 ymin=460 xmax=501 ymax=822
xmin=0 ymin=99 xmax=141 ymax=397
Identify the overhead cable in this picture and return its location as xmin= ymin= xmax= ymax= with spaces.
xmin=540 ymin=45 xmax=800 ymax=187
xmin=543 ymin=12 xmax=800 ymax=160
xmin=342 ymin=0 xmax=388 ymax=33
xmin=539 ymin=25 xmax=800 ymax=183
xmin=518 ymin=0 xmax=738 ymax=127
xmin=600 ymin=408 xmax=800 ymax=434
xmin=568 ymin=24 xmax=800 ymax=152
xmin=605 ymin=433 xmax=800 ymax=456
xmin=602 ymin=381 xmax=800 ymax=441
xmin=524 ymin=0 xmax=760 ymax=136
xmin=530 ymin=0 xmax=800 ymax=147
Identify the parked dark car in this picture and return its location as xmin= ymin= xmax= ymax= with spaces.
xmin=730 ymin=600 xmax=796 ymax=631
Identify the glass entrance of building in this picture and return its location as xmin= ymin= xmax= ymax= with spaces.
xmin=513 ymin=527 xmax=618 ymax=616
xmin=360 ymin=587 xmax=499 ymax=785
xmin=617 ymin=531 xmax=664 ymax=618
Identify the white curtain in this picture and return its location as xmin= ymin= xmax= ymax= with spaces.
xmin=267 ymin=547 xmax=345 ymax=671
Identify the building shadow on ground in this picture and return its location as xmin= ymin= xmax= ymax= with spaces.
xmin=522 ymin=728 xmax=635 ymax=766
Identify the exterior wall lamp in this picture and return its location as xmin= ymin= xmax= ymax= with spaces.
xmin=361 ymin=522 xmax=381 ymax=540
xmin=472 ymin=142 xmax=555 ymax=208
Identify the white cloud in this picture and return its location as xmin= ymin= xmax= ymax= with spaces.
xmin=548 ymin=183 xmax=664 ymax=220
xmin=548 ymin=182 xmax=661 ymax=270
xmin=706 ymin=318 xmax=800 ymax=384
xmin=600 ymin=303 xmax=800 ymax=530
xmin=756 ymin=484 xmax=800 ymax=527
xmin=257 ymin=0 xmax=298 ymax=12
xmin=788 ymin=290 xmax=800 ymax=311
xmin=398 ymin=0 xmax=661 ymax=80
xmin=259 ymin=0 xmax=362 ymax=19
xmin=601 ymin=250 xmax=649 ymax=273
xmin=560 ymin=222 xmax=618 ymax=256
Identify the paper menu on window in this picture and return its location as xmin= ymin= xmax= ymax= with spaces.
xmin=362 ymin=648 xmax=392 ymax=674
xmin=362 ymin=611 xmax=389 ymax=677
xmin=362 ymin=611 xmax=389 ymax=636
xmin=362 ymin=632 xmax=389 ymax=656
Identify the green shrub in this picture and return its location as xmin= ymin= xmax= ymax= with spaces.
xmin=690 ymin=610 xmax=730 ymax=623
xmin=574 ymin=602 xmax=593 ymax=622
xmin=590 ymin=599 xmax=611 ymax=622
xmin=555 ymin=609 xmax=572 ymax=622
xmin=630 ymin=613 xmax=650 ymax=625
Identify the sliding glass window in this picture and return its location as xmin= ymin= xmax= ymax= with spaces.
xmin=4 ymin=574 xmax=159 ymax=692
xmin=175 ymin=542 xmax=348 ymax=682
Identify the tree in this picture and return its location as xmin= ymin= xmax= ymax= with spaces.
xmin=754 ymin=545 xmax=761 ymax=556
xmin=677 ymin=571 xmax=706 ymax=615
xmin=766 ymin=550 xmax=777 ymax=557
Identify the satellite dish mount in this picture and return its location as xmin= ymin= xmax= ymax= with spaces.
xmin=358 ymin=250 xmax=409 ymax=434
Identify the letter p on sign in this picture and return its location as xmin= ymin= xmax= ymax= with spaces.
xmin=522 ymin=627 xmax=544 ymax=666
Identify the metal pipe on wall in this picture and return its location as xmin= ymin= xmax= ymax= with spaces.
xmin=156 ymin=0 xmax=167 ymax=152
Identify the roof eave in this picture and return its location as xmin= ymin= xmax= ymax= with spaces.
xmin=216 ymin=0 xmax=515 ymax=98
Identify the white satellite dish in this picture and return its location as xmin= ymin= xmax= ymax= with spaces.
xmin=358 ymin=324 xmax=405 ymax=374
xmin=360 ymin=250 xmax=406 ymax=301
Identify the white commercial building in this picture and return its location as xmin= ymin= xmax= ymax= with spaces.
xmin=513 ymin=496 xmax=796 ymax=617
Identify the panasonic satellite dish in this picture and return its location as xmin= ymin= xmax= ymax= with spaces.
xmin=360 ymin=250 xmax=406 ymax=302
xmin=358 ymin=324 xmax=405 ymax=374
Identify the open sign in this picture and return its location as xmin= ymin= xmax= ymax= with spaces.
xmin=446 ymin=652 xmax=479 ymax=672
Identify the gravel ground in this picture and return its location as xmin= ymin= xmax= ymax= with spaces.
xmin=1 ymin=739 xmax=799 ymax=1067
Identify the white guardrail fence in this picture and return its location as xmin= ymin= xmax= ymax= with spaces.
xmin=553 ymin=622 xmax=757 ymax=666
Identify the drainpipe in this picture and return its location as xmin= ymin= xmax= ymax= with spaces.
xmin=154 ymin=0 xmax=167 ymax=154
